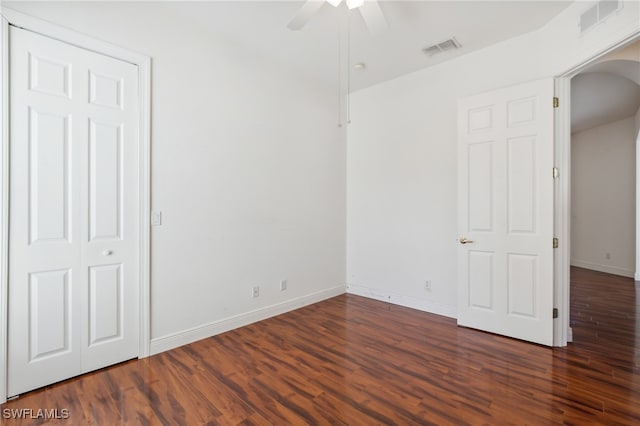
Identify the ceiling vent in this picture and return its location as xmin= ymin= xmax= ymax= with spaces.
xmin=422 ymin=37 xmax=462 ymax=57
xmin=580 ymin=0 xmax=621 ymax=34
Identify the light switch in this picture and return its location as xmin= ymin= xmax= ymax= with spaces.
xmin=151 ymin=211 xmax=162 ymax=226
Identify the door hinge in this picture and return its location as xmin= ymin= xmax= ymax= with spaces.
xmin=552 ymin=167 xmax=559 ymax=179
xmin=553 ymin=308 xmax=558 ymax=319
xmin=553 ymin=237 xmax=559 ymax=249
xmin=553 ymin=97 xmax=559 ymax=108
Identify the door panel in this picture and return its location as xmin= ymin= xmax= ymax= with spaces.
xmin=9 ymin=26 xmax=139 ymax=396
xmin=89 ymin=119 xmax=123 ymax=241
xmin=89 ymin=71 xmax=123 ymax=110
xmin=507 ymin=96 xmax=537 ymax=127
xmin=28 ymin=53 xmax=71 ymax=98
xmin=507 ymin=136 xmax=536 ymax=233
xmin=89 ymin=264 xmax=123 ymax=346
xmin=468 ymin=251 xmax=494 ymax=310
xmin=29 ymin=269 xmax=71 ymax=360
xmin=28 ymin=108 xmax=71 ymax=244
xmin=468 ymin=142 xmax=494 ymax=232
xmin=457 ymin=79 xmax=554 ymax=346
xmin=507 ymin=254 xmax=537 ymax=317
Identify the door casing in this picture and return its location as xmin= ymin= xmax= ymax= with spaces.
xmin=0 ymin=7 xmax=152 ymax=403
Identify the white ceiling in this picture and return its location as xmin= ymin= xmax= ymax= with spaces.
xmin=571 ymin=61 xmax=640 ymax=134
xmin=165 ymin=1 xmax=572 ymax=91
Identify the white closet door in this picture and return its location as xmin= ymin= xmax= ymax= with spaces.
xmin=8 ymin=26 xmax=139 ymax=396
xmin=457 ymin=79 xmax=554 ymax=346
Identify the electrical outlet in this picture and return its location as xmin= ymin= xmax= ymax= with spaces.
xmin=252 ymin=286 xmax=260 ymax=298
xmin=605 ymin=252 xmax=611 ymax=260
xmin=280 ymin=279 xmax=288 ymax=291
xmin=425 ymin=280 xmax=432 ymax=291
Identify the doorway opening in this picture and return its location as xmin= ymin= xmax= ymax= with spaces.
xmin=568 ymin=41 xmax=640 ymax=351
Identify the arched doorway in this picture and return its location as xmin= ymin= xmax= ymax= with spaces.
xmin=569 ymin=49 xmax=640 ymax=352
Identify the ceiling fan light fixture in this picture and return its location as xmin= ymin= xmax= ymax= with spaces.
xmin=326 ymin=0 xmax=343 ymax=7
xmin=346 ymin=0 xmax=364 ymax=10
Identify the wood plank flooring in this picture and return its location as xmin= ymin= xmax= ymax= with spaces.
xmin=2 ymin=266 xmax=639 ymax=425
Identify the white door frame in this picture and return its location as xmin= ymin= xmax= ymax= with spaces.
xmin=0 ymin=7 xmax=151 ymax=403
xmin=554 ymin=30 xmax=640 ymax=347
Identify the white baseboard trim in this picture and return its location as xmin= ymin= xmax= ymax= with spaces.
xmin=570 ymin=259 xmax=634 ymax=278
xmin=635 ymin=272 xmax=640 ymax=281
xmin=346 ymin=284 xmax=457 ymax=319
xmin=149 ymin=285 xmax=346 ymax=355
xmin=567 ymin=327 xmax=573 ymax=343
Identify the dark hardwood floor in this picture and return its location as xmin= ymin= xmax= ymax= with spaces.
xmin=2 ymin=266 xmax=639 ymax=425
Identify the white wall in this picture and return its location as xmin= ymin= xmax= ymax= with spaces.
xmin=347 ymin=1 xmax=640 ymax=315
xmin=4 ymin=2 xmax=346 ymax=352
xmin=571 ymin=117 xmax=636 ymax=277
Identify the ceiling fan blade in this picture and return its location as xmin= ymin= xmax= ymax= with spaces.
xmin=287 ymin=0 xmax=325 ymax=31
xmin=359 ymin=0 xmax=388 ymax=35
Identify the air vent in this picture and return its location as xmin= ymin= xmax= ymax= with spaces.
xmin=422 ymin=46 xmax=441 ymax=56
xmin=580 ymin=0 xmax=621 ymax=34
xmin=580 ymin=4 xmax=598 ymax=32
xmin=422 ymin=37 xmax=462 ymax=57
xmin=599 ymin=0 xmax=619 ymax=18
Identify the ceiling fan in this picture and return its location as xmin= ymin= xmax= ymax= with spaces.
xmin=287 ymin=0 xmax=388 ymax=35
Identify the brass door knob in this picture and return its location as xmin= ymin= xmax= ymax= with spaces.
xmin=459 ymin=237 xmax=474 ymax=244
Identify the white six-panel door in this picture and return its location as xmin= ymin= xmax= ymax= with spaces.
xmin=8 ymin=26 xmax=139 ymax=396
xmin=457 ymin=79 xmax=554 ymax=346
